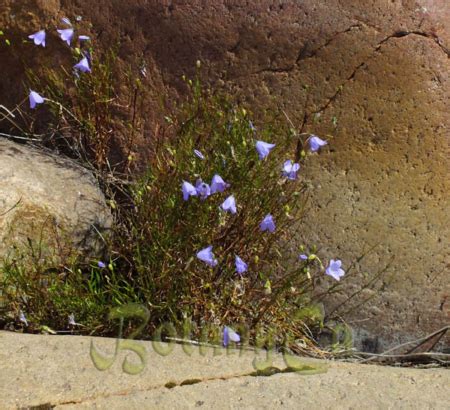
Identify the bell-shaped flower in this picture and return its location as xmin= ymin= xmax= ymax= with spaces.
xmin=299 ymin=254 xmax=308 ymax=261
xmin=282 ymin=160 xmax=300 ymax=180
xmin=29 ymin=90 xmax=44 ymax=109
xmin=28 ymin=30 xmax=46 ymax=47
xmin=19 ymin=310 xmax=28 ymax=326
xmin=309 ymin=135 xmax=327 ymax=152
xmin=325 ymin=259 xmax=345 ymax=281
xmin=221 ymin=195 xmax=237 ymax=214
xmin=74 ymin=56 xmax=91 ymax=73
xmin=196 ymin=246 xmax=218 ymax=267
xmin=210 ymin=174 xmax=229 ymax=194
xmin=255 ymin=140 xmax=276 ymax=160
xmin=235 ymin=255 xmax=248 ymax=275
xmin=223 ymin=326 xmax=240 ymax=347
xmin=182 ymin=181 xmax=197 ymax=201
xmin=194 ymin=149 xmax=205 ymax=160
xmin=195 ymin=179 xmax=211 ymax=200
xmin=260 ymin=214 xmax=276 ymax=232
xmin=57 ymin=28 xmax=74 ymax=46
xmin=61 ymin=17 xmax=72 ymax=26
xmin=68 ymin=314 xmax=77 ymax=326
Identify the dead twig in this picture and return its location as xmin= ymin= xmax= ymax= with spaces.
xmin=0 ymin=197 xmax=22 ymax=217
xmin=356 ymin=326 xmax=450 ymax=364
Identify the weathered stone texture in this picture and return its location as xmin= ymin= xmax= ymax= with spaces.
xmin=1 ymin=332 xmax=449 ymax=409
xmin=0 ymin=140 xmax=112 ymax=261
xmin=0 ymin=0 xmax=448 ymax=349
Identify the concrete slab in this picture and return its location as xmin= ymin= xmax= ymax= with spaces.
xmin=0 ymin=331 xmax=448 ymax=409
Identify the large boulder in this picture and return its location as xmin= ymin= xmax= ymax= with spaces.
xmin=0 ymin=139 xmax=112 ymax=262
xmin=0 ymin=0 xmax=448 ymax=350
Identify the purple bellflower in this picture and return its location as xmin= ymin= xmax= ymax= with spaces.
xmin=255 ymin=140 xmax=276 ymax=160
xmin=98 ymin=261 xmax=106 ymax=269
xmin=223 ymin=326 xmax=240 ymax=347
xmin=74 ymin=56 xmax=91 ymax=73
xmin=260 ymin=214 xmax=276 ymax=232
xmin=309 ymin=135 xmax=327 ymax=152
xmin=57 ymin=28 xmax=74 ymax=46
xmin=195 ymin=179 xmax=211 ymax=200
xmin=221 ymin=195 xmax=237 ymax=214
xmin=182 ymin=181 xmax=197 ymax=201
xmin=61 ymin=17 xmax=72 ymax=26
xmin=210 ymin=174 xmax=229 ymax=194
xmin=299 ymin=254 xmax=308 ymax=261
xmin=29 ymin=90 xmax=44 ymax=109
xmin=235 ymin=255 xmax=248 ymax=275
xmin=28 ymin=30 xmax=46 ymax=47
xmin=196 ymin=246 xmax=218 ymax=267
xmin=325 ymin=259 xmax=345 ymax=281
xmin=282 ymin=160 xmax=300 ymax=180
xmin=19 ymin=311 xmax=28 ymax=326
xmin=194 ymin=149 xmax=205 ymax=160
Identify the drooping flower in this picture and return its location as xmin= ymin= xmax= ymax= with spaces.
xmin=299 ymin=254 xmax=308 ymax=261
xmin=282 ymin=160 xmax=300 ymax=180
xmin=78 ymin=35 xmax=90 ymax=42
xmin=325 ymin=259 xmax=345 ymax=281
xmin=196 ymin=246 xmax=218 ymax=267
xmin=19 ymin=311 xmax=28 ymax=326
xmin=223 ymin=326 xmax=240 ymax=347
xmin=235 ymin=255 xmax=248 ymax=275
xmin=57 ymin=28 xmax=74 ymax=46
xmin=194 ymin=149 xmax=205 ymax=160
xmin=98 ymin=261 xmax=106 ymax=269
xmin=255 ymin=140 xmax=276 ymax=160
xmin=68 ymin=314 xmax=77 ymax=326
xmin=29 ymin=90 xmax=44 ymax=109
xmin=61 ymin=17 xmax=72 ymax=26
xmin=28 ymin=30 xmax=46 ymax=47
xmin=260 ymin=214 xmax=276 ymax=232
xmin=210 ymin=174 xmax=229 ymax=194
xmin=195 ymin=179 xmax=211 ymax=200
xmin=74 ymin=56 xmax=91 ymax=73
xmin=309 ymin=135 xmax=327 ymax=152
xmin=182 ymin=181 xmax=197 ymax=201
xmin=221 ymin=195 xmax=237 ymax=214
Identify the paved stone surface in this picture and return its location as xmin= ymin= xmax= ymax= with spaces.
xmin=0 ymin=332 xmax=448 ymax=409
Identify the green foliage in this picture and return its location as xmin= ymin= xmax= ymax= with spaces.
xmin=25 ymin=47 xmax=138 ymax=171
xmin=0 ymin=52 xmax=389 ymax=354
xmin=114 ymin=77 xmax=314 ymax=338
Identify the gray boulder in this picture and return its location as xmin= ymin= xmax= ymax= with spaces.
xmin=0 ymin=139 xmax=112 ymax=263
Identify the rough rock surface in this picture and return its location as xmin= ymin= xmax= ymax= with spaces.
xmin=0 ymin=332 xmax=449 ymax=409
xmin=0 ymin=1 xmax=448 ymax=350
xmin=0 ymin=139 xmax=112 ymax=261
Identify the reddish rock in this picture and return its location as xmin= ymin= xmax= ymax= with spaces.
xmin=0 ymin=0 xmax=448 ymax=350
